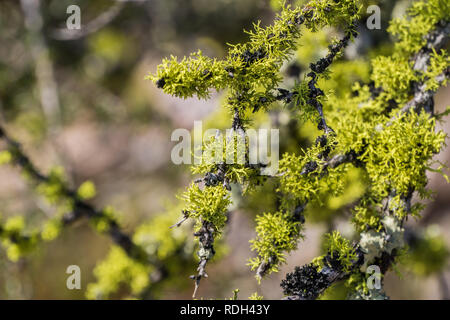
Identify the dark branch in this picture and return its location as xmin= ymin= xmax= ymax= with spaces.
xmin=280 ymin=20 xmax=450 ymax=300
xmin=0 ymin=124 xmax=142 ymax=259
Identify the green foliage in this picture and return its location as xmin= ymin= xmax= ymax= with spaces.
xmin=248 ymin=211 xmax=303 ymax=276
xmin=180 ymin=184 xmax=231 ymax=233
xmin=230 ymin=289 xmax=240 ymax=300
xmin=149 ymin=0 xmax=450 ymax=295
xmin=318 ymin=60 xmax=370 ymax=99
xmin=89 ymin=206 xmax=121 ymax=233
xmin=249 ymin=292 xmax=264 ymax=300
xmin=147 ymin=1 xmax=358 ymax=118
xmin=371 ymin=55 xmax=417 ymax=103
xmin=425 ymin=50 xmax=450 ymax=91
xmin=404 ymin=225 xmax=449 ymax=276
xmin=133 ymin=208 xmax=190 ymax=261
xmin=318 ymin=281 xmax=349 ymax=300
xmin=190 ymin=131 xmax=264 ymax=189
xmin=41 ymin=218 xmax=63 ymax=242
xmin=325 ymin=231 xmax=357 ymax=272
xmin=363 ymin=111 xmax=446 ymax=204
xmin=35 ymin=166 xmax=68 ymax=205
xmin=77 ymin=180 xmax=97 ymax=200
xmin=278 ymin=141 xmax=352 ymax=208
xmin=278 ymin=148 xmax=325 ymax=203
xmin=86 ymin=245 xmax=152 ymax=300
xmin=388 ymin=0 xmax=449 ymax=55
xmin=87 ymin=204 xmax=194 ymax=299
xmin=0 ymin=0 xmax=448 ymax=300
xmin=147 ymin=51 xmax=226 ymax=100
xmin=302 ymin=0 xmax=359 ymax=31
xmin=314 ymin=231 xmax=357 ymax=273
xmin=351 ymin=197 xmax=382 ymax=233
xmin=0 ymin=216 xmax=39 ymax=262
xmin=0 ymin=150 xmax=12 ymax=165
xmin=345 ymin=267 xmax=388 ymax=300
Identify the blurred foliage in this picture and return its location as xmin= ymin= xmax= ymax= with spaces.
xmin=0 ymin=0 xmax=449 ymax=300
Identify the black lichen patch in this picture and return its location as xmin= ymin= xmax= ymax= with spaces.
xmin=156 ymin=78 xmax=166 ymax=88
xmin=281 ymin=264 xmax=330 ymax=300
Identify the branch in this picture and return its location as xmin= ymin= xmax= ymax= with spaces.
xmin=190 ymin=220 xmax=215 ymax=298
xmin=252 ymin=23 xmax=359 ymax=279
xmin=187 ymin=109 xmax=248 ymax=296
xmin=393 ymin=21 xmax=450 ymax=119
xmin=281 ymin=246 xmax=364 ymax=300
xmin=0 ymin=124 xmax=141 ymax=259
xmin=305 ymin=22 xmax=357 ymax=135
xmin=280 ymin=20 xmax=450 ymax=300
xmin=254 ymin=202 xmax=307 ymax=279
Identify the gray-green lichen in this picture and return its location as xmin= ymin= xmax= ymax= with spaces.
xmin=359 ymin=216 xmax=404 ymax=271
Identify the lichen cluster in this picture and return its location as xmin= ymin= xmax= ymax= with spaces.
xmin=147 ymin=0 xmax=449 ymax=299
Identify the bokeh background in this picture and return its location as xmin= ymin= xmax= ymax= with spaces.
xmin=0 ymin=0 xmax=449 ymax=299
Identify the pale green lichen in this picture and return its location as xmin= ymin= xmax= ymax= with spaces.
xmin=359 ymin=216 xmax=404 ymax=271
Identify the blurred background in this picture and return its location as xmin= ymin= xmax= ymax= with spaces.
xmin=0 ymin=0 xmax=449 ymax=299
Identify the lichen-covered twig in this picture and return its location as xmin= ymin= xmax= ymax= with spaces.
xmin=398 ymin=21 xmax=450 ymax=116
xmin=280 ymin=19 xmax=450 ymax=300
xmin=190 ymin=220 xmax=215 ymax=298
xmin=306 ymin=22 xmax=357 ymax=135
